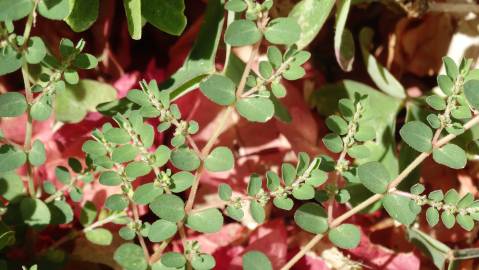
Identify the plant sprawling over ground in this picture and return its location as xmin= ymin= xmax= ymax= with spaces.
xmin=1 ymin=0 xmax=479 ymax=269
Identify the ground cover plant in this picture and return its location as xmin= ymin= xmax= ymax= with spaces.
xmin=1 ymin=0 xmax=479 ymax=269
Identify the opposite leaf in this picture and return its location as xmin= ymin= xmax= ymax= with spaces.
xmin=242 ymin=251 xmax=273 ymax=270
xmin=432 ymin=143 xmax=466 ymax=169
xmin=200 ymin=74 xmax=236 ymax=106
xmin=294 ymin=202 xmax=328 ymax=234
xmin=357 ymin=161 xmax=390 ymax=194
xmin=399 ymin=121 xmax=433 ymax=153
xmin=236 ymin=97 xmax=274 ymax=123
xmin=186 ymin=208 xmax=223 ymax=233
xmin=205 ymin=146 xmax=234 ymax=172
xmin=328 ymin=223 xmax=360 ymax=249
xmin=225 ymin=19 xmax=261 ymax=47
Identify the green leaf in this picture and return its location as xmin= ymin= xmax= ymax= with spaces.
xmin=306 ymin=169 xmax=328 ymax=187
xmin=29 ymin=140 xmax=46 ymax=166
xmin=426 ymin=207 xmax=439 ymax=227
xmin=410 ymin=183 xmax=425 ymax=195
xmin=264 ymin=18 xmax=301 ymax=45
xmin=382 ymin=194 xmax=417 ymax=225
xmin=114 ymin=243 xmax=148 ymax=270
xmin=282 ymin=163 xmax=296 ymax=186
xmin=292 ymin=184 xmax=315 ymax=200
xmin=170 ymin=147 xmax=200 ymax=171
xmin=443 ymin=56 xmax=458 ymax=80
xmin=133 ymin=183 xmax=163 ymax=204
xmin=218 ymin=183 xmax=232 ymax=201
xmin=123 ymin=0 xmax=142 ymax=39
xmin=186 ymin=208 xmax=223 ymax=233
xmin=20 ymin=198 xmax=51 ymax=226
xmin=80 ymin=201 xmax=97 ymax=226
xmin=125 ymin=161 xmax=151 ymax=178
xmin=225 ymin=0 xmax=247 ymax=12
xmin=153 ymin=145 xmax=171 ymax=167
xmin=464 ymin=79 xmax=479 ymax=110
xmin=73 ymin=53 xmax=98 ymax=69
xmin=199 ymin=74 xmax=236 ymax=106
xmin=266 ymin=171 xmax=280 ymax=191
xmin=259 ymin=61 xmax=273 ymax=79
xmin=359 ymin=28 xmax=406 ymax=99
xmin=82 ymin=140 xmax=107 ymax=157
xmin=105 ymin=194 xmax=129 ymax=211
xmin=25 ymin=37 xmax=47 ymax=64
xmin=48 ymin=200 xmax=73 ymax=224
xmin=0 ymin=46 xmax=22 ymax=76
xmin=444 ymin=189 xmax=460 ymax=205
xmin=271 ymin=82 xmax=286 ymax=98
xmin=38 ymin=0 xmax=70 ymax=20
xmin=273 ymin=197 xmax=294 ymax=210
xmin=334 ymin=0 xmax=354 ymax=72
xmin=267 ymin=46 xmax=282 ymax=69
xmin=0 ymin=0 xmax=33 ymax=21
xmin=399 ymin=121 xmax=433 ymax=153
xmin=357 ymin=161 xmax=390 ymax=194
xmin=119 ymin=226 xmax=135 ymax=240
xmin=205 ymin=146 xmax=234 ymax=172
xmin=242 ymin=251 xmax=273 ymax=270
xmin=437 ymin=75 xmax=453 ymax=96
xmin=288 ymin=0 xmax=335 ymax=49
xmin=457 ymin=193 xmax=474 ymax=208
xmin=0 ymin=92 xmax=27 ymax=117
xmin=99 ymin=171 xmax=122 ymax=186
xmin=104 ymin=128 xmax=131 ymax=144
xmin=441 ymin=212 xmax=455 ymax=229
xmin=85 ymin=228 xmax=113 ymax=246
xmin=161 ymin=252 xmax=186 ymax=268
xmin=0 ymin=172 xmax=25 ymax=201
xmin=55 ymin=166 xmax=71 ymax=184
xmin=191 ymin=254 xmax=216 ymax=270
xmin=250 ymin=200 xmax=265 ymax=224
xmin=0 ymin=145 xmax=26 ymax=173
xmin=325 ymin=115 xmax=348 ymax=135
xmin=150 ymin=194 xmax=185 ymax=222
xmin=148 ymin=219 xmax=177 ymax=242
xmin=426 ymin=95 xmax=446 ymax=111
xmin=55 ymin=80 xmax=117 ymax=123
xmin=432 ymin=143 xmax=466 ymax=169
xmin=294 ymin=202 xmax=328 ymax=234
xmin=141 ymin=0 xmax=187 ymax=36
xmin=328 ymin=223 xmax=360 ymax=249
xmin=224 ymin=19 xmax=261 ymax=46
xmin=30 ymin=95 xmax=52 ymax=121
xmin=65 ymin=0 xmax=99 ymax=32
xmin=282 ymin=65 xmax=305 ymax=80
xmin=236 ymin=97 xmax=274 ymax=123
xmin=322 ymin=133 xmax=343 ymax=153
xmin=247 ymin=174 xmax=262 ymax=196
xmin=457 ymin=214 xmax=474 ymax=231
xmin=170 ymin=171 xmax=194 ymax=193
xmin=347 ymin=144 xmax=370 ymax=159
xmin=112 ymin=144 xmax=138 ymax=163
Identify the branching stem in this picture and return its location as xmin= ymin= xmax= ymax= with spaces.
xmin=281 ymin=114 xmax=479 ymax=270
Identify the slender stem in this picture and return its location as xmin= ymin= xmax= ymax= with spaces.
xmin=20 ymin=1 xmax=39 ymax=197
xmin=282 ymin=114 xmax=479 ymax=270
xmin=131 ymin=200 xmax=150 ymax=261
